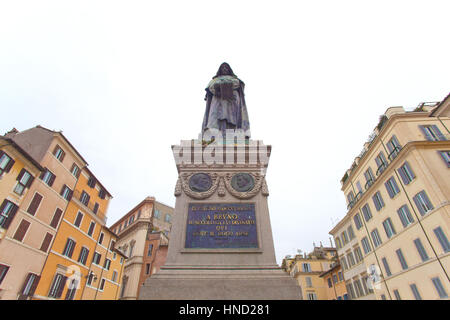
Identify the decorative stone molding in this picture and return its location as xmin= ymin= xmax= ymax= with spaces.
xmin=261 ymin=178 xmax=269 ymax=197
xmin=224 ymin=172 xmax=263 ymax=199
xmin=218 ymin=177 xmax=226 ymax=197
xmin=174 ymin=177 xmax=182 ymax=197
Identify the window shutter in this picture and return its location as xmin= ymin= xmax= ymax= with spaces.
xmin=39 ymin=169 xmax=46 ymax=180
xmin=50 ymin=208 xmax=63 ymax=228
xmin=59 ymin=150 xmax=66 ymax=162
xmin=432 ymin=125 xmax=446 ymax=141
xmin=69 ymin=240 xmax=76 ymax=257
xmin=60 ymin=185 xmax=66 ymax=196
xmin=27 ymin=193 xmax=43 ymax=216
xmin=40 ymin=233 xmax=53 ymax=252
xmin=4 ymin=157 xmax=15 ymax=173
xmin=68 ymin=189 xmax=73 ymax=201
xmin=25 ymin=174 xmax=34 ymax=188
xmin=29 ymin=275 xmax=40 ymax=297
xmin=419 ymin=125 xmax=432 ymax=141
xmin=385 ymin=180 xmax=394 ymax=198
xmin=0 ymin=200 xmax=7 ymax=214
xmin=19 ymin=273 xmax=33 ymax=298
xmin=56 ymin=276 xmax=68 ymax=298
xmin=413 ymin=194 xmax=425 ymax=216
xmin=405 ymin=162 xmax=415 ymax=180
xmin=397 ymin=207 xmax=407 ymax=227
xmin=372 ymin=194 xmax=380 ymax=211
xmin=48 ymin=173 xmax=56 ymax=187
xmin=398 ymin=166 xmax=408 ymax=184
xmin=422 ymin=191 xmax=433 ymax=210
xmin=13 ymin=219 xmax=31 ymax=242
xmin=2 ymin=202 xmax=18 ymax=229
xmin=16 ymin=168 xmax=26 ymax=181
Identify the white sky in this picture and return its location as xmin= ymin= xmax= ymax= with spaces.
xmin=1 ymin=1 xmax=449 ymax=264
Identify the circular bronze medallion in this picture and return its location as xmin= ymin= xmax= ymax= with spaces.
xmin=189 ymin=173 xmax=212 ymax=192
xmin=231 ymin=173 xmax=254 ymax=192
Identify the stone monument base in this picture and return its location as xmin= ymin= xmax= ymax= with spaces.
xmin=139 ymin=266 xmax=301 ymax=300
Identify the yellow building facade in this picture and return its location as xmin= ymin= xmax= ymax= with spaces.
xmin=282 ymin=246 xmax=342 ymax=300
xmin=331 ymin=95 xmax=450 ymax=300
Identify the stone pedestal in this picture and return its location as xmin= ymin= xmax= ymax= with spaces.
xmin=139 ymin=140 xmax=301 ymax=300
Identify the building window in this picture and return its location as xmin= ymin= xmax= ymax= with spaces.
xmin=48 ymin=273 xmax=67 ymax=298
xmin=361 ymin=237 xmax=372 ymax=254
xmin=112 ymin=270 xmax=118 ymax=283
xmin=372 ymin=191 xmax=385 ymax=211
xmin=0 ymin=151 xmax=15 ymax=176
xmin=110 ymin=240 xmax=116 ymax=251
xmin=340 ymin=256 xmax=348 ymax=270
xmin=0 ymin=264 xmax=10 ymax=285
xmin=347 ymin=252 xmax=356 ymax=267
xmin=420 ymin=125 xmax=446 ymax=141
xmin=410 ymin=284 xmax=422 ymax=300
xmin=93 ymin=252 xmax=101 ymax=265
xmin=396 ymin=249 xmax=408 ymax=270
xmin=104 ymin=259 xmax=111 ymax=271
xmin=347 ymin=225 xmax=355 ymax=240
xmin=354 ymin=279 xmax=364 ymax=297
xmin=387 ymin=135 xmax=402 ymax=160
xmin=397 ymin=205 xmax=414 ymax=228
xmin=370 ymin=229 xmax=382 ymax=248
xmin=432 ymin=277 xmax=448 ymax=299
xmin=393 ymin=289 xmax=401 ymax=300
xmin=146 ymin=263 xmax=151 ymax=275
xmin=27 ymin=193 xmax=43 ymax=216
xmin=40 ymin=169 xmax=56 ymax=187
xmin=361 ymin=203 xmax=373 ymax=222
xmin=40 ymin=233 xmax=53 ymax=252
xmin=0 ymin=200 xmax=19 ymax=229
xmin=380 ymin=294 xmax=386 ymax=300
xmin=302 ymin=263 xmax=311 ymax=272
xmin=346 ymin=283 xmax=356 ymax=299
xmin=80 ymin=191 xmax=90 ymax=207
xmin=375 ymin=152 xmax=388 ymax=175
xmin=354 ymin=246 xmax=363 ymax=263
xmin=332 ymin=274 xmax=338 ymax=284
xmin=338 ymin=272 xmax=343 ymax=281
xmin=364 ymin=167 xmax=375 ymax=189
xmin=327 ymin=278 xmax=332 ymax=288
xmin=413 ymin=190 xmax=434 ymax=216
xmin=362 ymin=275 xmax=373 ymax=294
xmin=50 ymin=208 xmax=63 ymax=229
xmin=413 ymin=238 xmax=429 ymax=262
xmin=438 ymin=151 xmax=450 ymax=167
xmin=100 ymin=278 xmax=106 ymax=291
xmin=147 ymin=244 xmax=153 ymax=256
xmin=13 ymin=219 xmax=31 ymax=242
xmin=120 ymin=276 xmax=128 ymax=298
xmin=398 ymin=162 xmax=415 ymax=185
xmin=78 ymin=247 xmax=89 ymax=265
xmin=307 ymin=292 xmax=317 ymax=300
xmin=98 ymin=232 xmax=104 ymax=245
xmin=382 ymin=257 xmax=392 ymax=277
xmin=14 ymin=169 xmax=33 ymax=195
xmin=53 ymin=145 xmax=66 ymax=162
xmin=65 ymin=278 xmax=78 ymax=300
xmin=70 ymin=163 xmax=80 ymax=178
xmin=353 ymin=213 xmax=363 ymax=230
xmin=60 ymin=185 xmax=73 ymax=201
xmin=341 ymin=231 xmax=349 ymax=245
xmin=164 ymin=213 xmax=172 ymax=223
xmin=129 ymin=215 xmax=134 ymax=225
xmin=385 ymin=176 xmax=400 ymax=198
xmin=93 ymin=203 xmax=99 ymax=214
xmin=87 ymin=176 xmax=96 ymax=188
xmin=433 ymin=227 xmax=450 ymax=253
xmin=87 ymin=222 xmax=96 ymax=237
xmin=382 ymin=218 xmax=396 ymax=239
xmin=335 ymin=237 xmax=342 ymax=249
xmin=20 ymin=273 xmax=40 ymax=299
xmin=74 ymin=212 xmax=83 ymax=228
xmin=305 ymin=277 xmax=312 ymax=287
xmin=62 ymin=238 xmax=76 ymax=258
xmin=154 ymin=209 xmax=161 ymax=219
xmin=98 ymin=188 xmax=106 ymax=200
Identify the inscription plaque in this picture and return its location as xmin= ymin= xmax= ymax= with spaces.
xmin=185 ymin=203 xmax=257 ymax=249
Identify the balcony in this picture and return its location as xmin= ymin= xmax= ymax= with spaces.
xmin=73 ymin=189 xmax=107 ymax=224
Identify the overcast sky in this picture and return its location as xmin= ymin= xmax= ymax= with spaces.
xmin=1 ymin=1 xmax=449 ymax=264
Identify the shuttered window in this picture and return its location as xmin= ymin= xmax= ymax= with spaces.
xmin=60 ymin=185 xmax=73 ymax=201
xmin=398 ymin=161 xmax=415 ymax=185
xmin=74 ymin=212 xmax=83 ymax=228
xmin=438 ymin=151 xmax=450 ymax=167
xmin=70 ymin=163 xmax=80 ymax=178
xmin=50 ymin=208 xmax=63 ymax=228
xmin=48 ymin=273 xmax=67 ymax=298
xmin=87 ymin=221 xmax=95 ymax=237
xmin=40 ymin=169 xmax=56 ymax=187
xmin=375 ymin=152 xmax=388 ymax=175
xmin=413 ymin=190 xmax=434 ymax=216
xmin=382 ymin=257 xmax=392 ymax=276
xmin=419 ymin=125 xmax=446 ymax=141
xmin=353 ymin=213 xmax=363 ymax=230
xmin=385 ymin=176 xmax=400 ymax=198
xmin=62 ymin=238 xmax=76 ymax=258
xmin=65 ymin=278 xmax=78 ymax=300
xmin=0 ymin=264 xmax=9 ymax=285
xmin=413 ymin=238 xmax=429 ymax=262
xmin=372 ymin=191 xmax=385 ymax=211
xmin=370 ymin=228 xmax=382 ymax=248
xmin=13 ymin=219 xmax=31 ymax=242
xmin=382 ymin=218 xmax=396 ymax=239
xmin=93 ymin=203 xmax=99 ymax=214
xmin=396 ymin=249 xmax=408 ymax=270
xmin=432 ymin=277 xmax=448 ymax=298
xmin=361 ymin=237 xmax=372 ymax=254
xmin=53 ymin=145 xmax=66 ymax=162
xmin=410 ymin=284 xmax=422 ymax=300
xmin=80 ymin=191 xmax=90 ymax=206
xmin=27 ymin=193 xmax=43 ymax=216
xmin=40 ymin=233 xmax=53 ymax=252
xmin=387 ymin=135 xmax=401 ymax=160
xmin=78 ymin=247 xmax=89 ymax=265
xmin=0 ymin=200 xmax=19 ymax=229
xmin=0 ymin=151 xmax=15 ymax=175
xmin=397 ymin=205 xmax=414 ymax=228
xmin=14 ymin=169 xmax=34 ymax=195
xmin=393 ymin=289 xmax=401 ymax=300
xmin=433 ymin=227 xmax=450 ymax=253
xmin=19 ymin=273 xmax=40 ymax=299
xmin=361 ymin=203 xmax=373 ymax=222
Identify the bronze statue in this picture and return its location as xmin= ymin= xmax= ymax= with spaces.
xmin=201 ymin=63 xmax=250 ymax=138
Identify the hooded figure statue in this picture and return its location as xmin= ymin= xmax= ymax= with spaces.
xmin=201 ymin=63 xmax=250 ymax=138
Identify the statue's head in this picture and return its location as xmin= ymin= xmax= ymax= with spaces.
xmin=215 ymin=62 xmax=235 ymax=78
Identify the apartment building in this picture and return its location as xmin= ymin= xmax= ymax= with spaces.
xmin=330 ymin=94 xmax=450 ymax=300
xmin=0 ymin=135 xmax=44 ymax=299
xmin=282 ymin=246 xmax=344 ymax=300
xmin=319 ymin=262 xmax=348 ymax=300
xmin=110 ymin=197 xmax=174 ymax=300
